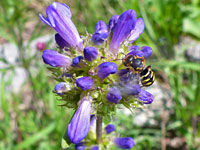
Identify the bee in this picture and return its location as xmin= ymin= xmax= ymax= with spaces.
xmin=123 ymin=54 xmax=155 ymax=87
xmin=140 ymin=65 xmax=155 ymax=87
xmin=123 ymin=55 xmax=145 ymax=73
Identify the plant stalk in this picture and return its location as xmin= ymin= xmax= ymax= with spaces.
xmin=96 ymin=115 xmax=103 ymax=144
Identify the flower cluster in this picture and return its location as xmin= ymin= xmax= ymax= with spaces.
xmin=40 ymin=2 xmax=154 ymax=149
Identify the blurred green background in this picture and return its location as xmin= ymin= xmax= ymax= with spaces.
xmin=0 ymin=0 xmax=200 ymax=149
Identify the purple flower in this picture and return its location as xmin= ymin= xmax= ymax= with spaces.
xmin=91 ymin=20 xmax=109 ymax=45
xmin=105 ymin=124 xmax=116 ymax=134
xmin=90 ymin=114 xmax=96 ymax=127
xmin=39 ymin=2 xmax=83 ymax=50
xmin=106 ymin=87 xmax=122 ymax=104
xmin=67 ymin=96 xmax=92 ymax=144
xmin=55 ymin=33 xmax=70 ymax=50
xmin=128 ymin=18 xmax=145 ymax=43
xmin=108 ymin=15 xmax=119 ymax=32
xmin=42 ymin=49 xmax=71 ymax=67
xmin=72 ymin=56 xmax=83 ymax=67
xmin=129 ymin=45 xmax=140 ymax=51
xmin=75 ymin=142 xmax=86 ymax=150
xmin=84 ymin=47 xmax=98 ymax=61
xmin=97 ymin=62 xmax=118 ymax=79
xmin=76 ymin=77 xmax=94 ymax=91
xmin=109 ymin=10 xmax=137 ymax=54
xmin=90 ymin=146 xmax=99 ymax=150
xmin=141 ymin=46 xmax=152 ymax=59
xmin=118 ymin=69 xmax=139 ymax=83
xmin=54 ymin=82 xmax=71 ymax=95
xmin=137 ymin=90 xmax=154 ymax=104
xmin=123 ymin=84 xmax=141 ymax=96
xmin=114 ymin=137 xmax=135 ymax=149
xmin=127 ymin=50 xmax=143 ymax=57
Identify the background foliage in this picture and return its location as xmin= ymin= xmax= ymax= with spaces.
xmin=0 ymin=0 xmax=200 ymax=149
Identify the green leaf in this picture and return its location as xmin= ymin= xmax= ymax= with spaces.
xmin=183 ymin=18 xmax=200 ymax=38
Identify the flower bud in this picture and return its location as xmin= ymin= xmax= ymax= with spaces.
xmin=109 ymin=10 xmax=136 ymax=54
xmin=137 ymin=90 xmax=154 ymax=104
xmin=76 ymin=77 xmax=94 ymax=91
xmin=84 ymin=47 xmax=98 ymax=61
xmin=55 ymin=33 xmax=70 ymax=50
xmin=67 ymin=96 xmax=92 ymax=144
xmin=90 ymin=146 xmax=99 ymax=150
xmin=36 ymin=42 xmax=46 ymax=51
xmin=128 ymin=18 xmax=145 ymax=43
xmin=108 ymin=15 xmax=119 ymax=32
xmin=39 ymin=2 xmax=83 ymax=50
xmin=141 ymin=46 xmax=152 ymax=59
xmin=54 ymin=82 xmax=71 ymax=95
xmin=42 ymin=49 xmax=71 ymax=67
xmin=75 ymin=142 xmax=86 ymax=150
xmin=106 ymin=87 xmax=122 ymax=104
xmin=127 ymin=50 xmax=143 ymax=57
xmin=91 ymin=20 xmax=109 ymax=45
xmin=72 ymin=56 xmax=83 ymax=67
xmin=97 ymin=62 xmax=118 ymax=79
xmin=114 ymin=137 xmax=135 ymax=149
xmin=129 ymin=45 xmax=140 ymax=51
xmin=123 ymin=84 xmax=141 ymax=96
xmin=105 ymin=124 xmax=116 ymax=134
xmin=90 ymin=114 xmax=96 ymax=127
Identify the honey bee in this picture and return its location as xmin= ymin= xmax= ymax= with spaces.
xmin=123 ymin=54 xmax=155 ymax=87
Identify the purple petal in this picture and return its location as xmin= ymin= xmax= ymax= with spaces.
xmin=75 ymin=143 xmax=86 ymax=150
xmin=127 ymin=50 xmax=143 ymax=57
xmin=128 ymin=18 xmax=145 ymax=43
xmin=97 ymin=62 xmax=118 ymax=79
xmin=109 ymin=10 xmax=137 ymax=54
xmin=72 ymin=56 xmax=84 ymax=67
xmin=90 ymin=114 xmax=96 ymax=127
xmin=90 ymin=146 xmax=99 ymax=150
xmin=42 ymin=49 xmax=71 ymax=67
xmin=105 ymin=124 xmax=116 ymax=134
xmin=39 ymin=2 xmax=83 ymax=50
xmin=123 ymin=84 xmax=141 ymax=96
xmin=137 ymin=90 xmax=154 ymax=104
xmin=108 ymin=15 xmax=119 ymax=32
xmin=141 ymin=46 xmax=152 ymax=59
xmin=55 ymin=33 xmax=70 ymax=50
xmin=54 ymin=82 xmax=71 ymax=95
xmin=106 ymin=87 xmax=122 ymax=104
xmin=67 ymin=96 xmax=92 ymax=144
xmin=114 ymin=137 xmax=135 ymax=149
xmin=129 ymin=45 xmax=140 ymax=51
xmin=76 ymin=77 xmax=94 ymax=91
xmin=84 ymin=47 xmax=98 ymax=61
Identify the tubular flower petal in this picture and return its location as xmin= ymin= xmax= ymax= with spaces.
xmin=106 ymin=87 xmax=122 ymax=104
xmin=105 ymin=124 xmax=116 ymax=134
xmin=108 ymin=15 xmax=119 ymax=32
xmin=141 ymin=46 xmax=152 ymax=59
xmin=123 ymin=84 xmax=141 ymax=96
xmin=137 ymin=90 xmax=154 ymax=104
xmin=84 ymin=47 xmax=98 ymax=61
xmin=75 ymin=142 xmax=86 ymax=150
xmin=90 ymin=146 xmax=99 ymax=150
xmin=92 ymin=20 xmax=109 ymax=45
xmin=97 ymin=62 xmax=118 ymax=79
xmin=42 ymin=49 xmax=71 ymax=67
xmin=67 ymin=96 xmax=92 ymax=144
xmin=72 ymin=56 xmax=84 ymax=67
xmin=114 ymin=137 xmax=135 ymax=149
xmin=127 ymin=50 xmax=143 ymax=57
xmin=76 ymin=77 xmax=94 ymax=91
xmin=55 ymin=33 xmax=70 ymax=50
xmin=128 ymin=18 xmax=145 ymax=43
xmin=39 ymin=2 xmax=83 ymax=50
xmin=109 ymin=10 xmax=137 ymax=54
xmin=54 ymin=82 xmax=71 ymax=95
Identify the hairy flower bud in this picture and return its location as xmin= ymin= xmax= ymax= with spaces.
xmin=97 ymin=62 xmax=118 ymax=79
xmin=106 ymin=87 xmax=122 ymax=104
xmin=72 ymin=56 xmax=84 ymax=67
xmin=76 ymin=77 xmax=94 ymax=91
xmin=42 ymin=49 xmax=71 ymax=67
xmin=123 ymin=84 xmax=141 ymax=96
xmin=114 ymin=137 xmax=135 ymax=149
xmin=105 ymin=124 xmax=116 ymax=134
xmin=141 ymin=46 xmax=152 ymax=59
xmin=54 ymin=82 xmax=71 ymax=95
xmin=67 ymin=96 xmax=92 ymax=144
xmin=109 ymin=10 xmax=136 ymax=54
xmin=128 ymin=18 xmax=145 ymax=43
xmin=39 ymin=2 xmax=83 ymax=50
xmin=55 ymin=33 xmax=70 ymax=50
xmin=137 ymin=90 xmax=154 ymax=104
xmin=84 ymin=47 xmax=98 ymax=61
xmin=91 ymin=20 xmax=109 ymax=45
